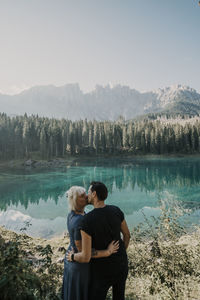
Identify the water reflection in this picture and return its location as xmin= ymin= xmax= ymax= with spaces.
xmin=1 ymin=158 xmax=200 ymax=211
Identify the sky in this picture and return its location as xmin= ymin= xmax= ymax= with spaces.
xmin=0 ymin=0 xmax=200 ymax=94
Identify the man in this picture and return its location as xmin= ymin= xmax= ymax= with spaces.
xmin=69 ymin=181 xmax=130 ymax=300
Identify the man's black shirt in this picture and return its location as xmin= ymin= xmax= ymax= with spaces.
xmin=80 ymin=205 xmax=127 ymax=276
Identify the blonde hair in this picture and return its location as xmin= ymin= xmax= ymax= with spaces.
xmin=66 ymin=186 xmax=86 ymax=211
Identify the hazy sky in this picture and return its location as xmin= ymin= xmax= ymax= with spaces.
xmin=0 ymin=0 xmax=200 ymax=94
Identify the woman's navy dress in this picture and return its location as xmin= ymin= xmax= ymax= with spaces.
xmin=62 ymin=211 xmax=90 ymax=300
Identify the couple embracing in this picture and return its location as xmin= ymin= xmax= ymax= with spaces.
xmin=62 ymin=181 xmax=130 ymax=300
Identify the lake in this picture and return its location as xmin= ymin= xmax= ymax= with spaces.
xmin=0 ymin=157 xmax=200 ymax=238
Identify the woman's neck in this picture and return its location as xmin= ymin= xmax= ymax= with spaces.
xmin=74 ymin=208 xmax=85 ymax=215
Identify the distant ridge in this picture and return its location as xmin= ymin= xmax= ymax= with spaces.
xmin=1 ymin=83 xmax=200 ymax=120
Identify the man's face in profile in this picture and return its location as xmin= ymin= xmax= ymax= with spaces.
xmin=87 ymin=185 xmax=93 ymax=204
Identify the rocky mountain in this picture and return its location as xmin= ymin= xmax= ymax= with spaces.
xmin=0 ymin=83 xmax=200 ymax=120
xmin=144 ymin=85 xmax=200 ymax=116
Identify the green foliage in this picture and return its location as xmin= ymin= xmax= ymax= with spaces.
xmin=0 ymin=227 xmax=63 ymax=300
xmin=0 ymin=236 xmax=41 ymax=299
xmin=1 ymin=113 xmax=200 ymax=160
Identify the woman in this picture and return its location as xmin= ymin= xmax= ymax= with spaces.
xmin=62 ymin=186 xmax=119 ymax=300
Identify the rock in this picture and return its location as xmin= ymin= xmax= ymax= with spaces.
xmin=24 ymin=159 xmax=36 ymax=166
xmin=34 ymin=161 xmax=42 ymax=167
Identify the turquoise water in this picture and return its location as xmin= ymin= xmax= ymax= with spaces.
xmin=0 ymin=157 xmax=200 ymax=238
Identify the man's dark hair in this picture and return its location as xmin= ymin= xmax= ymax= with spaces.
xmin=90 ymin=181 xmax=108 ymax=201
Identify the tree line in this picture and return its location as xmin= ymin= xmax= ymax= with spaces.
xmin=1 ymin=113 xmax=200 ymax=160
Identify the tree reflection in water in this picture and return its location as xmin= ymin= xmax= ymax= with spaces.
xmin=1 ymin=158 xmax=200 ymax=212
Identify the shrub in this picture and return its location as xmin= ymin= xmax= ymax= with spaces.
xmin=127 ymin=200 xmax=200 ymax=299
xmin=0 ymin=227 xmax=63 ymax=300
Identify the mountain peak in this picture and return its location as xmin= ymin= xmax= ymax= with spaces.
xmin=1 ymin=83 xmax=200 ymax=120
xmin=153 ymin=84 xmax=196 ymax=95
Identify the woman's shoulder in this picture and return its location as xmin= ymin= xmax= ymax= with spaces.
xmin=67 ymin=211 xmax=82 ymax=223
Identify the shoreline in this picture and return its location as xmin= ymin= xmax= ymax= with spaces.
xmin=1 ymin=153 xmax=200 ymax=169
